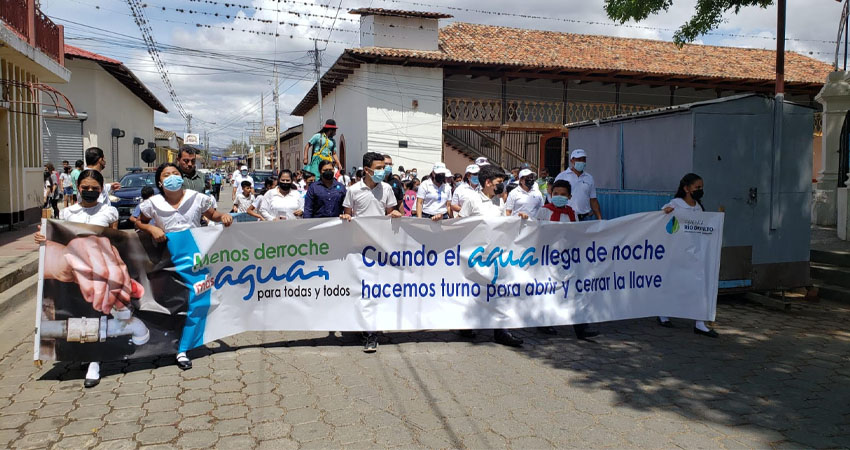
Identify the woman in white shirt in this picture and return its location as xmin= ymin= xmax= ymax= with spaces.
xmin=136 ymin=163 xmax=233 ymax=370
xmin=34 ymin=169 xmax=125 ymax=389
xmin=258 ymin=169 xmax=304 ymax=221
xmin=416 ymin=164 xmax=452 ymax=221
xmin=658 ymin=173 xmax=718 ymax=338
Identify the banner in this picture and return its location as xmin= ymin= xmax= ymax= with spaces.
xmin=35 ymin=211 xmax=723 ymax=361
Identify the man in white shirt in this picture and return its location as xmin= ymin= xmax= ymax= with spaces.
xmin=232 ymin=165 xmax=252 ymax=201
xmin=505 ymin=168 xmax=544 ymax=217
xmin=416 ymin=163 xmax=452 ymax=221
xmin=451 ymin=164 xmax=480 ymax=214
xmin=456 ymin=164 xmax=524 ymax=348
xmin=554 ymin=149 xmax=603 ymax=221
xmin=340 ymin=152 xmax=402 ymax=353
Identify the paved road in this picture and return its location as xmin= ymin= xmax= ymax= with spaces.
xmin=1 ymin=295 xmax=848 ymax=449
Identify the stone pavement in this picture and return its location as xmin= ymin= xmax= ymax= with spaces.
xmin=0 ymin=296 xmax=848 ymax=449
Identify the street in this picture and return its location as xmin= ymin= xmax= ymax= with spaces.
xmin=1 ymin=283 xmax=848 ymax=448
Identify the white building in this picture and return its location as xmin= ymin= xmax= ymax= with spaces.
xmin=45 ymin=45 xmax=167 ymax=181
xmin=292 ymin=8 xmax=830 ymax=176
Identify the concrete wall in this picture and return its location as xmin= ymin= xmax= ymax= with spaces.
xmin=50 ymin=58 xmax=155 ymax=182
xmin=304 ymin=66 xmax=368 ymax=173
xmin=360 ymin=15 xmax=439 ymax=51
xmin=366 ymin=64 xmax=444 ymax=171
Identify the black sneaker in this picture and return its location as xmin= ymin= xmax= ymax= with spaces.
xmin=657 ymin=317 xmax=674 ymax=328
xmin=493 ymin=329 xmax=523 ymax=347
xmin=694 ymin=327 xmax=719 ymax=338
xmin=363 ymin=333 xmax=378 ymax=353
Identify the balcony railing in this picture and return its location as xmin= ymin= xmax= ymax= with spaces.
xmin=0 ymin=0 xmax=63 ymax=63
xmin=34 ymin=8 xmax=59 ymax=61
xmin=0 ymin=0 xmax=28 ymax=39
xmin=444 ymin=97 xmax=659 ymax=129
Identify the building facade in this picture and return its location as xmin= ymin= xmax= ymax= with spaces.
xmin=0 ymin=1 xmax=69 ymax=227
xmin=46 ymin=45 xmax=167 ymax=181
xmin=292 ymin=8 xmax=831 ymax=175
xmin=280 ymin=124 xmax=303 ymax=172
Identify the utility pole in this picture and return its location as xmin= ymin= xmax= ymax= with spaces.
xmin=769 ymin=0 xmax=786 ymax=231
xmin=186 ymin=114 xmax=193 ymax=134
xmin=314 ymin=40 xmax=323 ymax=125
xmin=274 ymin=65 xmax=281 ymax=172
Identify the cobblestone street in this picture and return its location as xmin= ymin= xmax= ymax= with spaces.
xmin=0 ymin=297 xmax=848 ymax=449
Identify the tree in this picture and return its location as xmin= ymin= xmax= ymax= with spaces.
xmin=604 ymin=0 xmax=774 ymax=45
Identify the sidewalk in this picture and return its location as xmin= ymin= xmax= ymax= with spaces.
xmin=811 ymin=225 xmax=850 ymax=253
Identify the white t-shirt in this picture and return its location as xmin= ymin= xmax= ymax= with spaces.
xmin=252 ymin=194 xmax=264 ymax=210
xmin=234 ymin=192 xmax=255 ymax=213
xmin=459 ymin=191 xmax=503 ymax=218
xmin=260 ymin=188 xmax=304 ymax=221
xmin=343 ymin=180 xmax=397 ymax=217
xmin=505 ymin=186 xmax=544 ymax=217
xmin=554 ymin=169 xmax=597 ymax=215
xmin=60 ymin=173 xmax=72 ymax=188
xmin=451 ymin=183 xmax=478 ymax=209
xmin=663 ymin=197 xmax=703 ymax=212
xmin=139 ymin=190 xmax=215 ymax=233
xmin=60 ymin=202 xmax=118 ymax=227
xmin=416 ymin=179 xmax=451 ymax=216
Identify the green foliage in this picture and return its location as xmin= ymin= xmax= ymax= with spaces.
xmin=604 ymin=0 xmax=774 ymax=45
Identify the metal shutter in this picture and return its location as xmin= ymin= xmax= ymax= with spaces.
xmin=42 ymin=117 xmax=84 ymax=166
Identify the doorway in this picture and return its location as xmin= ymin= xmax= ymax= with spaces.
xmin=543 ymin=136 xmax=565 ymax=176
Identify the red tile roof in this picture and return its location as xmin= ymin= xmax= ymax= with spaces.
xmin=64 ymin=44 xmax=168 ymax=113
xmin=348 ymin=8 xmax=453 ymax=19
xmin=292 ymin=22 xmax=832 ymax=116
xmin=65 ymin=44 xmax=122 ymax=65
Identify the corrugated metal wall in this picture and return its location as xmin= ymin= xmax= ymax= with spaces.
xmin=42 ymin=117 xmax=83 ymax=166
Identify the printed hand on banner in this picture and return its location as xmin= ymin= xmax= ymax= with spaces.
xmin=42 ymin=236 xmax=144 ymax=314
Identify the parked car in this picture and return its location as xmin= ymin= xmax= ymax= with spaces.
xmin=111 ymin=170 xmax=158 ymax=229
xmin=251 ymin=171 xmax=274 ymax=192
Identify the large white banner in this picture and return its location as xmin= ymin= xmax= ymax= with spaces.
xmin=171 ymin=211 xmax=723 ymax=351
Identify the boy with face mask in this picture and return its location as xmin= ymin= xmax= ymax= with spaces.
xmin=340 ymin=152 xmax=402 ymax=353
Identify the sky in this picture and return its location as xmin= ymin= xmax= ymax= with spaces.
xmin=41 ymin=0 xmax=846 ymax=150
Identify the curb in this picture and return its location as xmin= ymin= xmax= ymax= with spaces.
xmin=0 ymin=273 xmax=37 ymax=319
xmin=0 ymin=253 xmax=39 ymax=295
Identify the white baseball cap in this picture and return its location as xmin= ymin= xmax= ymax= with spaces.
xmin=240 ymin=165 xmax=248 ymax=170
xmin=518 ymin=168 xmax=534 ymax=179
xmin=465 ymin=164 xmax=480 ymax=174
xmin=570 ymin=149 xmax=587 ymax=159
xmin=439 ymin=168 xmax=453 ymax=176
xmin=474 ymin=157 xmax=489 ymax=166
xmin=431 ymin=162 xmax=446 ymax=173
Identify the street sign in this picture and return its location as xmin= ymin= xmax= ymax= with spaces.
xmin=184 ymin=133 xmax=200 ymax=145
xmin=264 ymin=125 xmax=277 ymax=140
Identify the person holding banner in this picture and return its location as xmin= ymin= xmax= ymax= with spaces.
xmin=658 ymin=173 xmax=719 ymax=338
xmin=458 ymin=164 xmax=525 ymax=347
xmin=450 ymin=164 xmax=480 ymax=214
xmin=555 ymin=149 xmax=603 ymax=221
xmin=136 ymin=162 xmax=234 ymax=369
xmin=340 ymin=151 xmax=402 ymax=352
xmin=416 ymin=163 xmax=453 ymax=221
xmin=34 ymin=169 xmax=128 ymax=388
xmin=505 ymin=168 xmax=544 ymax=218
xmin=304 ymin=160 xmax=346 ymax=219
xmin=258 ymin=170 xmax=304 ymax=221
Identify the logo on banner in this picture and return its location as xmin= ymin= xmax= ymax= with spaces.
xmin=666 ymin=217 xmax=680 ymax=234
xmin=669 ymin=216 xmax=715 ymax=235
xmin=193 ymin=275 xmax=214 ymax=295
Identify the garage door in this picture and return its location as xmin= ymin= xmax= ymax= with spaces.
xmin=42 ymin=117 xmax=84 ymax=166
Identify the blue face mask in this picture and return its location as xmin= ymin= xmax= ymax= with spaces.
xmin=469 ymin=175 xmax=479 ymax=186
xmin=573 ymin=161 xmax=586 ymax=172
xmin=551 ymin=195 xmax=569 ymax=208
xmin=370 ymin=168 xmax=386 ymax=183
xmin=162 ymin=174 xmax=184 ymax=192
